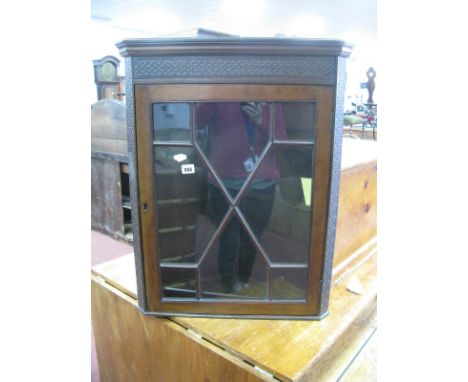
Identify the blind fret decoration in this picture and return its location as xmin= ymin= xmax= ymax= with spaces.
xmin=117 ymin=37 xmax=352 ymax=319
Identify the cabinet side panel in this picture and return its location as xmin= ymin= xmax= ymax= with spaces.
xmin=319 ymin=56 xmax=347 ymax=314
xmin=126 ymin=57 xmax=147 ymax=311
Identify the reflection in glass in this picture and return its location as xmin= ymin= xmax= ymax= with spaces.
xmin=161 ymin=267 xmax=196 ymax=298
xmin=271 ymin=268 xmax=308 ymax=300
xmin=195 ymin=102 xmax=277 ymax=197
xmin=200 ymin=218 xmax=268 ymax=300
xmin=239 ymin=146 xmax=314 ymax=264
xmin=153 ymin=103 xmax=190 ymax=142
xmin=277 ymin=102 xmax=316 ymax=142
xmin=153 ymin=101 xmax=315 ymax=302
xmin=154 ymin=147 xmax=216 ymax=264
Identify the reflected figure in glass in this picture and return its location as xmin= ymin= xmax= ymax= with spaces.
xmin=196 ymin=102 xmax=287 ymax=294
xmin=153 ymin=101 xmax=315 ymax=301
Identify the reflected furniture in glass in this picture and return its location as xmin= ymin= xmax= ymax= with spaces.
xmin=117 ymin=37 xmax=352 ymax=319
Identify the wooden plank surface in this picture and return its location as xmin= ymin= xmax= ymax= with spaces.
xmin=333 ymin=159 xmax=377 ymax=282
xmin=174 ymin=255 xmax=376 ymax=381
xmin=92 ymin=253 xmax=376 ymax=381
xmin=340 ymin=329 xmax=377 ymax=382
xmin=296 ymin=306 xmax=376 ymax=381
xmin=92 ymin=276 xmax=271 ymax=382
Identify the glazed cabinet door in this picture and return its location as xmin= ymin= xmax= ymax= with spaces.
xmin=134 ymin=84 xmax=334 ymax=318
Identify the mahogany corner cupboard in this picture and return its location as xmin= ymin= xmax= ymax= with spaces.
xmin=116 ymin=37 xmax=353 ymax=319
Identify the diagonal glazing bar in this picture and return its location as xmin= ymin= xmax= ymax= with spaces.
xmin=193 ymin=140 xmax=235 ymax=206
xmin=234 ymin=207 xmax=272 ymax=267
xmin=231 ymin=140 xmax=273 ymax=206
xmin=196 ymin=206 xmax=236 ymax=298
xmin=196 ymin=206 xmax=236 ymax=268
xmin=231 ymin=102 xmax=275 ymax=206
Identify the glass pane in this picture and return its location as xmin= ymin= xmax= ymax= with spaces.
xmin=161 ymin=268 xmax=196 ymax=298
xmin=153 ymin=103 xmax=190 ymax=142
xmin=276 ymin=102 xmax=316 ymax=142
xmin=195 ymin=102 xmax=271 ymax=198
xmin=271 ymin=268 xmax=308 ymax=300
xmin=154 ymin=147 xmax=218 ymax=264
xmin=200 ymin=214 xmax=268 ymax=300
xmin=153 ymin=102 xmax=316 ymax=303
xmin=238 ymin=145 xmax=314 ymax=264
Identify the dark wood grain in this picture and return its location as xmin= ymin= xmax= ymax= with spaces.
xmin=134 ymin=84 xmax=334 ymax=317
xmin=135 ymin=86 xmax=161 ymax=310
xmin=122 ymin=38 xmax=353 ymax=319
xmin=91 ymin=157 xmax=124 ymax=238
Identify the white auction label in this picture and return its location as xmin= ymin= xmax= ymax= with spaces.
xmin=181 ymin=164 xmax=195 ymax=174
